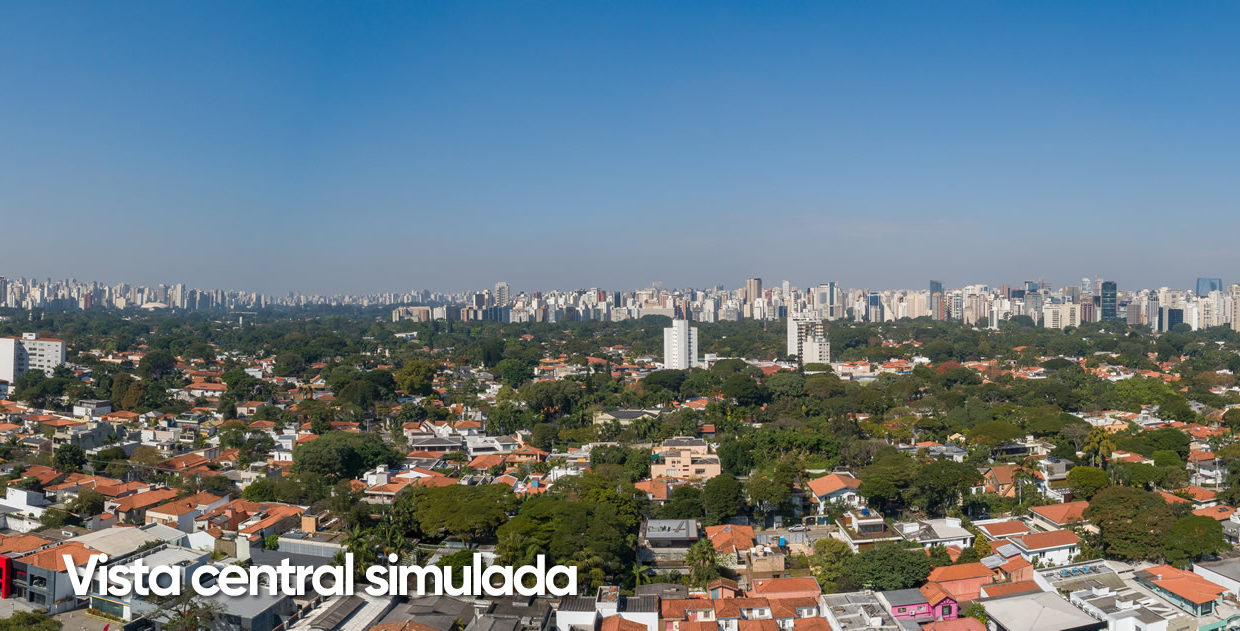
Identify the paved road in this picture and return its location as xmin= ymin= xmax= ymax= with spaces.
xmin=53 ymin=609 xmax=113 ymax=631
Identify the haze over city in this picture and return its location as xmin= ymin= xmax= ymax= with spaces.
xmin=5 ymin=2 xmax=1240 ymax=293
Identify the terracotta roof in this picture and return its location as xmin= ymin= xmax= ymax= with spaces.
xmin=705 ymin=524 xmax=756 ymax=554
xmin=1193 ymin=505 xmax=1236 ymax=520
xmin=1012 ymin=529 xmax=1080 ymax=550
xmin=112 ymin=488 xmax=180 ymax=513
xmin=599 ymin=616 xmax=648 ymax=631
xmin=928 ymin=563 xmax=995 ymax=582
xmin=1176 ymin=486 xmax=1218 ymax=502
xmin=792 ymin=619 xmax=833 ymax=631
xmin=1143 ymin=564 xmax=1227 ymax=605
xmin=980 ymin=580 xmax=1041 ymax=598
xmin=1029 ymin=501 xmax=1088 ymax=525
xmin=0 ymin=533 xmax=54 ymax=555
xmin=18 ymin=542 xmax=99 ymax=572
xmin=1159 ymin=491 xmax=1192 ymax=505
xmin=748 ymin=577 xmax=821 ymax=596
xmin=920 ymin=581 xmax=953 ymax=606
xmin=807 ymin=473 xmax=862 ymax=498
xmin=977 ymin=520 xmax=1030 ymax=537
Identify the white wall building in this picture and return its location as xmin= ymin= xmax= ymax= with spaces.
xmin=787 ymin=315 xmax=827 ymax=361
xmin=663 ymin=319 xmax=698 ymax=370
xmin=1042 ymin=303 xmax=1081 ymax=330
xmin=0 ymin=333 xmax=67 ymax=384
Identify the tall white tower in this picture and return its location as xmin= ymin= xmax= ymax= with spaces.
xmin=663 ymin=320 xmax=698 ymax=370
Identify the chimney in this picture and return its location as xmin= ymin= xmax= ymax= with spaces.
xmin=301 ymin=514 xmax=318 ymax=534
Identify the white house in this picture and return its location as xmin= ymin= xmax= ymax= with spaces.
xmin=1009 ymin=529 xmax=1080 ymax=566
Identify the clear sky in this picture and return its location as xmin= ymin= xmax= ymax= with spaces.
xmin=3 ymin=2 xmax=1239 ymax=295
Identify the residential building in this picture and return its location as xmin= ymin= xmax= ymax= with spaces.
xmin=0 ymin=333 xmax=67 ymax=384
xmin=1007 ymin=530 xmax=1080 ymax=567
xmin=650 ymin=437 xmax=719 ymax=480
xmin=663 ymin=320 xmax=699 ymax=370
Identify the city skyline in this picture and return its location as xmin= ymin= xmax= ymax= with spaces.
xmin=5 ymin=3 xmax=1240 ymax=292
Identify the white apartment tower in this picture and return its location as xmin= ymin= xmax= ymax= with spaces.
xmin=0 ymin=333 xmax=67 ymax=384
xmin=787 ymin=314 xmax=830 ymax=363
xmin=663 ymin=319 xmax=698 ymax=370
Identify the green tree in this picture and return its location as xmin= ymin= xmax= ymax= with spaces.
xmin=292 ymin=431 xmax=402 ymax=479
xmin=395 ymin=360 xmax=437 ymax=396
xmin=810 ymin=537 xmax=855 ymax=592
xmin=53 ymin=444 xmax=87 ymax=473
xmin=67 ymin=489 xmax=105 ymax=516
xmin=402 ymin=484 xmax=516 ymax=543
xmin=1066 ymin=466 xmax=1110 ymax=500
xmin=701 ymin=473 xmax=744 ymax=526
xmin=0 ymin=611 xmax=62 ymax=631
xmin=137 ymin=349 xmax=177 ymax=379
xmin=845 ymin=544 xmax=931 ymax=590
xmin=1084 ymin=486 xmax=1174 ymax=560
xmin=1164 ymin=515 xmax=1229 ymax=567
xmin=685 ymin=539 xmax=720 ymax=587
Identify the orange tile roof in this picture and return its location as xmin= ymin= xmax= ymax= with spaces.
xmin=599 ymin=616 xmax=648 ymax=631
xmin=18 ymin=542 xmax=99 ymax=572
xmin=1013 ymin=529 xmax=1080 ymax=550
xmin=981 ymin=580 xmax=1041 ymax=598
xmin=792 ymin=619 xmax=832 ymax=631
xmin=1143 ymin=565 xmax=1227 ymax=605
xmin=977 ymin=520 xmax=1030 ymax=537
xmin=1176 ymin=486 xmax=1218 ymax=502
xmin=1159 ymin=491 xmax=1192 ymax=505
xmin=920 ymin=581 xmax=953 ymax=606
xmin=705 ymin=524 xmax=755 ymax=554
xmin=0 ymin=533 xmax=54 ymax=555
xmin=928 ymin=562 xmax=995 ymax=582
xmin=1029 ymin=501 xmax=1088 ymax=525
xmin=112 ymin=488 xmax=180 ymax=513
xmin=807 ymin=473 xmax=862 ymax=498
xmin=1193 ymin=505 xmax=1236 ymax=520
xmin=748 ymin=577 xmax=820 ymax=596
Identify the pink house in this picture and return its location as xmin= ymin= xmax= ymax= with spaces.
xmin=881 ymin=583 xmax=958 ymax=622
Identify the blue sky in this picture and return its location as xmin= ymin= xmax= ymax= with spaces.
xmin=2 ymin=2 xmax=1239 ymax=294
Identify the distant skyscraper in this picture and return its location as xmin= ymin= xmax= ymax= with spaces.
xmin=1197 ymin=277 xmax=1223 ymax=297
xmin=929 ymin=280 xmax=944 ymax=321
xmin=1100 ymin=281 xmax=1117 ymax=321
xmin=494 ymin=281 xmax=510 ymax=306
xmin=746 ymin=277 xmax=763 ymax=304
xmin=1165 ymin=307 xmax=1184 ymax=331
xmin=662 ymin=319 xmax=698 ymax=370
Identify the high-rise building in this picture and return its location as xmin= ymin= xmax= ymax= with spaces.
xmin=801 ymin=336 xmax=831 ymax=365
xmin=1100 ymin=281 xmax=1118 ymax=321
xmin=494 ymin=281 xmax=510 ymax=306
xmin=745 ymin=278 xmax=763 ymax=305
xmin=1230 ymin=284 xmax=1240 ymax=333
xmin=1197 ymin=278 xmax=1223 ymax=298
xmin=787 ymin=314 xmax=827 ymax=360
xmin=929 ymin=280 xmax=944 ymax=321
xmin=866 ymin=291 xmax=884 ymax=322
xmin=1146 ymin=294 xmax=1161 ymax=332
xmin=0 ymin=333 xmax=67 ymax=385
xmin=1042 ymin=303 xmax=1081 ymax=330
xmin=1164 ymin=307 xmax=1184 ymax=331
xmin=662 ymin=319 xmax=698 ymax=370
